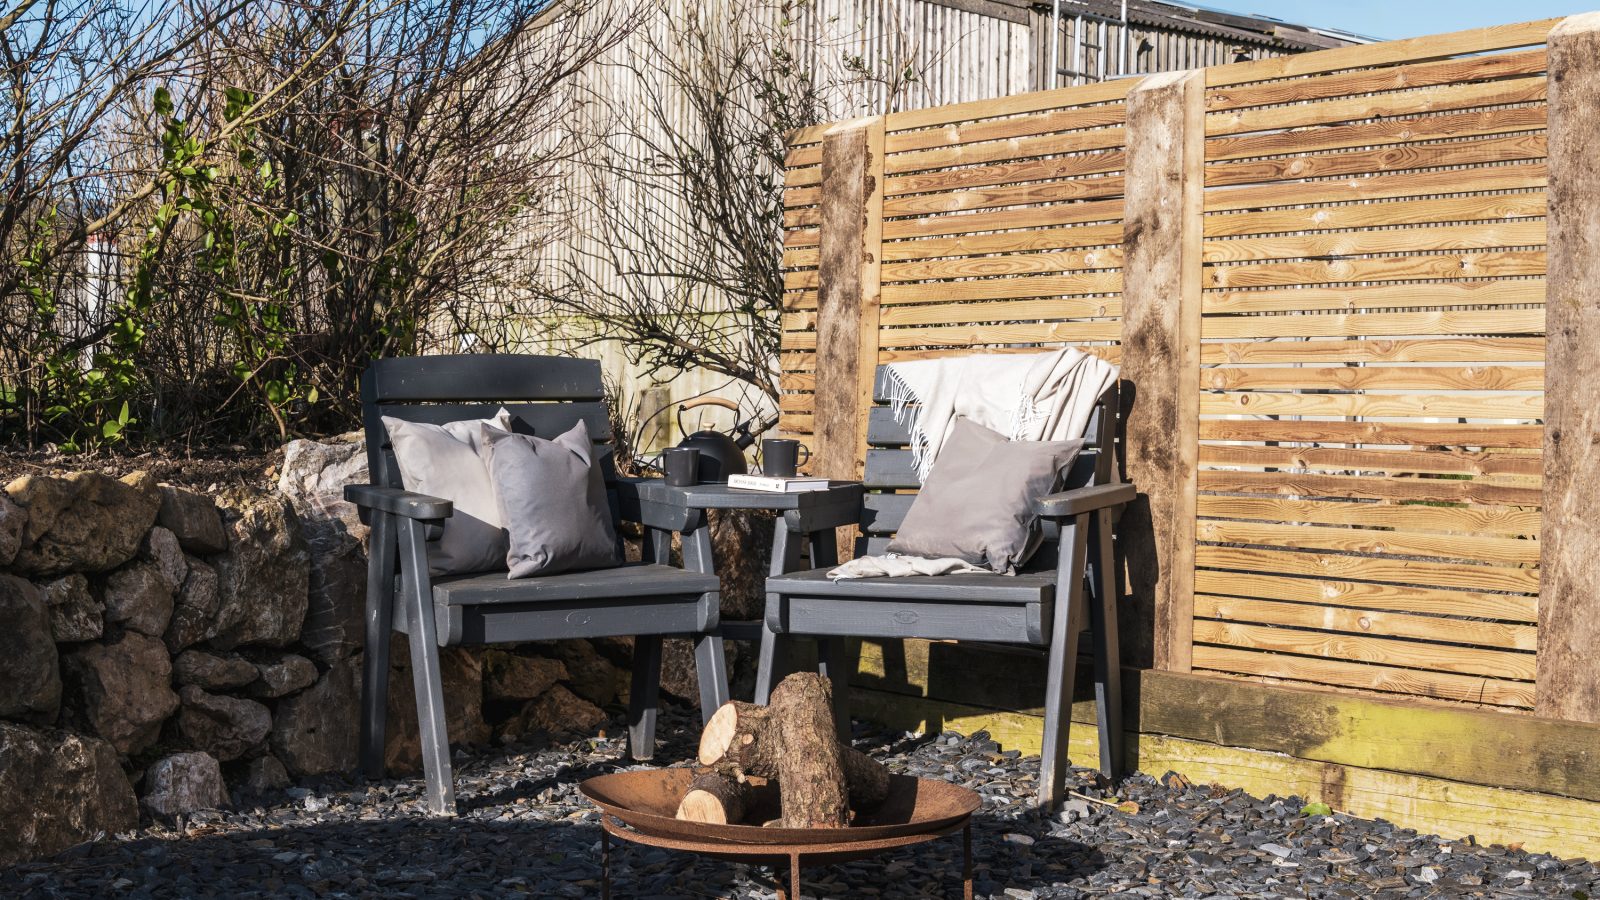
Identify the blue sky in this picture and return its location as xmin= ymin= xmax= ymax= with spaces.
xmin=1228 ymin=0 xmax=1595 ymax=40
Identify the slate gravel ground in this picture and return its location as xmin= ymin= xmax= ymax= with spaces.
xmin=4 ymin=707 xmax=1596 ymax=899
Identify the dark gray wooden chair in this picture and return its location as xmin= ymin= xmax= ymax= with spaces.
xmin=757 ymin=369 xmax=1133 ymax=809
xmin=344 ymin=354 xmax=726 ymax=815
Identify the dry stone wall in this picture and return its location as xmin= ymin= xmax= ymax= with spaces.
xmin=0 ymin=433 xmax=752 ymax=867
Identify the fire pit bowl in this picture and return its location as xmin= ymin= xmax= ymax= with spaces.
xmin=581 ymin=768 xmax=978 ymax=844
xmin=580 ymin=769 xmax=982 ymax=899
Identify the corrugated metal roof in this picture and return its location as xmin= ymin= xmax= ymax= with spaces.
xmin=1025 ymin=0 xmax=1376 ymax=49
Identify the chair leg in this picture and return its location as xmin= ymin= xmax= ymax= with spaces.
xmin=359 ymin=510 xmax=396 ymax=781
xmin=817 ymin=637 xmax=854 ymax=741
xmin=627 ymin=635 xmax=662 ymax=760
xmin=395 ymin=517 xmax=455 ymax=816
xmin=755 ymin=622 xmax=781 ymax=705
xmin=694 ymin=634 xmax=730 ymax=724
xmin=1040 ymin=513 xmax=1090 ymax=810
xmin=1087 ymin=507 xmax=1124 ymax=781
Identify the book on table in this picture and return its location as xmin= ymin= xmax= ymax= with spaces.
xmin=726 ymin=474 xmax=831 ymax=493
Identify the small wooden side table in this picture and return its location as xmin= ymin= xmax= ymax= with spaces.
xmin=625 ymin=479 xmax=863 ymax=722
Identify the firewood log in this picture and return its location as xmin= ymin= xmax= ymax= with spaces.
xmin=839 ymin=743 xmax=891 ymax=812
xmin=674 ymin=772 xmax=781 ymax=824
xmin=697 ymin=700 xmax=778 ymax=774
xmin=769 ymin=673 xmax=849 ymax=828
xmin=675 ymin=773 xmax=751 ymax=824
xmin=699 ymin=694 xmax=891 ymax=813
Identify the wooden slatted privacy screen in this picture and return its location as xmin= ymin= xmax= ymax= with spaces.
xmin=780 ymin=16 xmax=1600 ymax=718
xmin=1191 ymin=21 xmax=1553 ymax=709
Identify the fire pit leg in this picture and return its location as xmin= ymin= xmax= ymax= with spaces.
xmin=962 ymin=823 xmax=973 ymax=900
xmin=789 ymin=852 xmax=803 ymax=900
xmin=601 ymin=825 xmax=611 ymax=900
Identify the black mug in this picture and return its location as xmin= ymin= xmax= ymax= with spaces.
xmin=662 ymin=447 xmax=701 ymax=486
xmin=761 ymin=439 xmax=811 ymax=477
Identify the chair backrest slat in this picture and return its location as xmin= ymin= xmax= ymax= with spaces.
xmin=858 ymin=363 xmax=1119 ymax=558
xmin=361 ymin=356 xmax=616 ymax=498
xmin=363 ymin=355 xmax=603 ymax=403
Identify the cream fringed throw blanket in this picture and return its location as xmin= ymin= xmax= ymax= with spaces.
xmin=827 ymin=348 xmax=1119 ymax=581
xmin=881 ymin=348 xmax=1120 ymax=480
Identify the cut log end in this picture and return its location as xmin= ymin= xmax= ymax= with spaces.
xmin=697 ymin=702 xmax=742 ymax=766
xmin=676 ymin=775 xmax=748 ymax=824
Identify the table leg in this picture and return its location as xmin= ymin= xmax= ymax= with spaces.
xmin=757 ymin=524 xmax=804 ymax=703
xmin=682 ymin=515 xmax=730 ymax=721
xmin=790 ymin=852 xmax=803 ymax=900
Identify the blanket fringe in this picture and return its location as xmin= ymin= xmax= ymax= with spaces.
xmin=880 ymin=365 xmax=934 ymax=480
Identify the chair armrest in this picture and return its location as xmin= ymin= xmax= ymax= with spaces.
xmin=343 ymin=484 xmax=453 ymax=520
xmin=1033 ymin=482 xmax=1136 ymax=518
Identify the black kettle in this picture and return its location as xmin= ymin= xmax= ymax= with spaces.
xmin=675 ymin=397 xmax=753 ymax=483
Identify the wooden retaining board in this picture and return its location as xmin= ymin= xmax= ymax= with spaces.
xmin=848 ymin=644 xmax=1600 ymax=858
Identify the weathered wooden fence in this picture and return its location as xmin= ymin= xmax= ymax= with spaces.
xmin=781 ymin=12 xmax=1600 ymax=758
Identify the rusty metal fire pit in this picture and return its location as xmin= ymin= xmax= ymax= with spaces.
xmin=580 ymin=769 xmax=982 ymax=899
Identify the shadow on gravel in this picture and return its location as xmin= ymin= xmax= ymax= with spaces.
xmin=2 ymin=812 xmax=1106 ymax=900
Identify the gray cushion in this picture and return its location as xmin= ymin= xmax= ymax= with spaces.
xmin=482 ymin=419 xmax=622 ymax=579
xmin=887 ymin=418 xmax=1083 ymax=575
xmin=382 ymin=409 xmax=516 ymax=575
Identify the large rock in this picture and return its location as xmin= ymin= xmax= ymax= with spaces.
xmin=209 ymin=494 xmax=309 ymax=649
xmin=37 ymin=574 xmax=104 ymax=643
xmin=173 ymin=650 xmax=259 ymax=690
xmin=140 ymin=526 xmax=187 ymax=591
xmin=659 ymin=637 xmax=742 ymax=709
xmin=541 ymin=640 xmax=627 ymax=707
xmin=384 ymin=642 xmax=489 ymax=775
xmin=0 ymin=493 xmax=26 ymax=565
xmin=0 ymin=723 xmax=137 ymax=866
xmin=245 ymin=755 xmax=291 ymax=793
xmin=270 ymin=655 xmax=359 ymax=776
xmin=156 ymin=485 xmax=227 ymax=555
xmin=5 ymin=471 xmax=160 ymax=576
xmin=164 ymin=557 xmax=218 ymax=652
xmin=101 ymin=562 xmax=175 ymax=637
xmin=277 ymin=434 xmax=369 ymax=552
xmin=278 ymin=435 xmax=369 ymax=664
xmin=299 ymin=551 xmax=367 ymax=666
xmin=483 ymin=650 xmax=567 ymax=702
xmin=63 ymin=631 xmax=179 ymax=754
xmin=499 ymin=685 xmax=606 ymax=741
xmin=177 ymin=685 xmax=271 ymax=761
xmin=248 ymin=653 xmax=318 ymax=698
xmin=141 ymin=752 xmax=226 ymax=818
xmin=0 ymin=574 xmax=62 ymax=723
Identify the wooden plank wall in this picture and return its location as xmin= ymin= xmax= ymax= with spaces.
xmin=780 ymin=81 xmax=1132 ymax=439
xmin=782 ymin=17 xmax=1580 ymax=714
xmin=1192 ymin=20 xmax=1554 ymax=710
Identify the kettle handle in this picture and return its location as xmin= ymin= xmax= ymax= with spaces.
xmin=678 ymin=396 xmax=739 ymax=412
xmin=677 ymin=396 xmax=740 ymax=437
